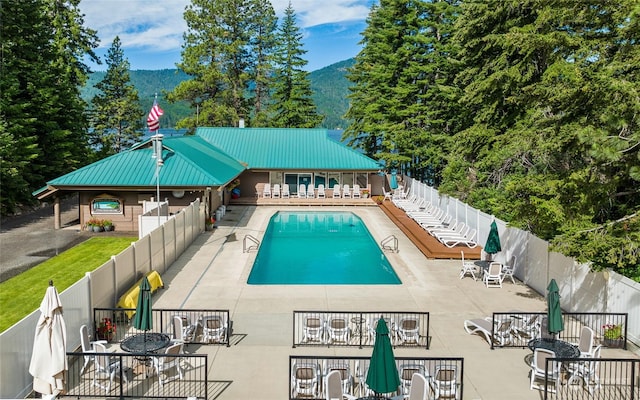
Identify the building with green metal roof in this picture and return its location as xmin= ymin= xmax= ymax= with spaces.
xmin=35 ymin=128 xmax=383 ymax=233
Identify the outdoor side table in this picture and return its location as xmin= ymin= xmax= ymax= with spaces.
xmin=527 ymin=337 xmax=580 ymax=358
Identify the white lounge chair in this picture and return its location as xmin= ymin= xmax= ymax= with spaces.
xmin=342 ymin=184 xmax=351 ymax=198
xmin=439 ymin=228 xmax=478 ymax=248
xmin=464 ymin=317 xmax=515 ymax=346
xmin=262 ymin=183 xmax=271 ymax=198
xmin=297 ymin=184 xmax=307 ymax=198
xmin=352 ymin=184 xmax=361 ymax=198
xmin=317 ymin=184 xmax=326 ymax=198
xmin=282 ymin=183 xmax=290 ymax=198
xmin=272 ymin=183 xmax=281 ymax=198
xmin=333 ymin=184 xmax=341 ymax=198
xmin=307 ymin=184 xmax=315 ymax=198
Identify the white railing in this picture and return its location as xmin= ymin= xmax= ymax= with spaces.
xmin=405 ymin=177 xmax=640 ymax=347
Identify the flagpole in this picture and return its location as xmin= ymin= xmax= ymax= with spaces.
xmin=148 ymin=93 xmax=164 ymax=230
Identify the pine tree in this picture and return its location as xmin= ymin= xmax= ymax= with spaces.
xmin=269 ymin=2 xmax=323 ymax=128
xmin=171 ymin=0 xmax=270 ymax=127
xmin=90 ymin=37 xmax=144 ymax=156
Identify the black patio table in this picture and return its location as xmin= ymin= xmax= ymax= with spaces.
xmin=120 ymin=332 xmax=171 ymax=353
xmin=527 ymin=337 xmax=580 ymax=358
xmin=120 ymin=332 xmax=171 ymax=377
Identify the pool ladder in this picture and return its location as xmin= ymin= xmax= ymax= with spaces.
xmin=381 ymin=235 xmax=398 ymax=253
xmin=243 ymin=234 xmax=260 ymax=253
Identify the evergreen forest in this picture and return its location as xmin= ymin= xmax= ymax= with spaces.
xmin=1 ymin=0 xmax=638 ymax=279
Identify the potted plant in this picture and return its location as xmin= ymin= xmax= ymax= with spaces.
xmin=96 ymin=317 xmax=116 ymax=341
xmin=602 ymin=323 xmax=624 ymax=347
xmin=102 ymin=219 xmax=114 ymax=231
xmin=361 ymin=189 xmax=370 ymax=198
xmin=205 ymin=216 xmax=216 ymax=231
xmin=373 ymin=195 xmax=384 ymax=205
xmin=86 ymin=217 xmax=104 ymax=232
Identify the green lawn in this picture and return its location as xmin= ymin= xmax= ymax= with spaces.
xmin=0 ymin=236 xmax=136 ymax=332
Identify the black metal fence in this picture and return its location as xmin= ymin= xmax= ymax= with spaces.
xmin=292 ymin=311 xmax=430 ymax=349
xmin=539 ymin=357 xmax=639 ymax=399
xmin=289 ymin=355 xmax=463 ymax=400
xmin=66 ymin=350 xmax=208 ymax=399
xmin=484 ymin=312 xmax=628 ymax=350
xmin=93 ymin=308 xmax=232 ymax=347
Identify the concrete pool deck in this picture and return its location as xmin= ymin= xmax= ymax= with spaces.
xmin=150 ymin=204 xmax=635 ymax=400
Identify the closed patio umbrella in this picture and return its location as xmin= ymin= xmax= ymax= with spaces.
xmin=484 ymin=220 xmax=501 ymax=261
xmin=366 ymin=317 xmax=400 ymax=396
xmin=132 ymin=276 xmax=153 ymax=351
xmin=29 ymin=281 xmax=67 ymax=399
xmin=547 ymin=279 xmax=564 ymax=337
xmin=390 ymin=171 xmax=398 ymax=190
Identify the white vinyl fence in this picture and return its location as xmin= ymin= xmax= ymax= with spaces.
xmin=407 ymin=178 xmax=640 ymax=346
xmin=0 ymin=199 xmax=204 ymax=399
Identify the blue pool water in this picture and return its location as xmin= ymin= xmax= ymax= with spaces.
xmin=247 ymin=211 xmax=401 ymax=285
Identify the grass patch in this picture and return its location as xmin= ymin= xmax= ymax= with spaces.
xmin=0 ymin=236 xmax=136 ymax=332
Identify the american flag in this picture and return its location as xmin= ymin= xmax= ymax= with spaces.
xmin=147 ymin=98 xmax=164 ymax=132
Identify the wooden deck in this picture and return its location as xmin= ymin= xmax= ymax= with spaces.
xmin=229 ymin=196 xmax=482 ymax=259
xmin=379 ymin=200 xmax=482 ymax=260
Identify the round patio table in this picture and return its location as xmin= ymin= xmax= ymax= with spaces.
xmin=120 ymin=332 xmax=170 ymax=353
xmin=527 ymin=337 xmax=580 ymax=358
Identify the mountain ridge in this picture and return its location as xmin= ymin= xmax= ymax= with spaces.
xmin=81 ymin=58 xmax=354 ymax=129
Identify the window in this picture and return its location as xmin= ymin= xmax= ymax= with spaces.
xmin=91 ymin=195 xmax=122 ymax=215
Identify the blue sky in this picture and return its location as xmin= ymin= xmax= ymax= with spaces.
xmin=79 ymin=0 xmax=372 ymax=72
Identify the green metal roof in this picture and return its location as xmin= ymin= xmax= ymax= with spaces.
xmin=196 ymin=127 xmax=381 ymax=170
xmin=39 ymin=136 xmax=245 ymax=190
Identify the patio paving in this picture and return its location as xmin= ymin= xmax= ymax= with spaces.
xmin=150 ymin=204 xmax=635 ymax=400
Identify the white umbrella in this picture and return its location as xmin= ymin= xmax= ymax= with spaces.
xmin=29 ymin=281 xmax=67 ymax=399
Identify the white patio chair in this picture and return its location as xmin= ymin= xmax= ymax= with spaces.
xmin=431 ymin=365 xmax=458 ymax=399
xmin=501 ymin=255 xmax=517 ymax=284
xmin=307 ymin=184 xmax=315 ymax=198
xmin=291 ymin=362 xmax=320 ymax=398
xmin=262 ymin=183 xmax=271 ymax=198
xmin=397 ymin=316 xmax=420 ymax=344
xmin=282 ymin=183 xmax=290 ymax=198
xmin=352 ymin=184 xmax=361 ymax=198
xmin=459 ymin=251 xmax=478 ymax=280
xmin=201 ymin=314 xmax=227 ymax=343
xmin=530 ymin=348 xmax=561 ymax=392
xmin=272 ymin=183 xmax=281 ymax=198
xmin=325 ymin=369 xmax=357 ymax=400
xmin=324 ymin=360 xmax=355 ymax=396
xmin=92 ymin=342 xmax=128 ymax=392
xmin=567 ymin=345 xmax=602 ymax=395
xmin=327 ymin=315 xmax=351 ymax=344
xmin=302 ymin=313 xmax=325 ymax=343
xmin=397 ymin=363 xmax=426 ymax=396
xmin=152 ymin=342 xmax=184 ymax=385
xmin=317 ymin=184 xmax=326 ymax=198
xmin=79 ymin=324 xmax=107 ymax=375
xmin=483 ymin=262 xmax=503 ymax=288
xmin=333 ymin=184 xmax=341 ymax=198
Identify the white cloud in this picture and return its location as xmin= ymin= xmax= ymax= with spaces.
xmin=80 ymin=0 xmax=370 ymax=50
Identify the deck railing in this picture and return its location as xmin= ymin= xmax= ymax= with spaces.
xmin=292 ymin=311 xmax=430 ymax=349
xmin=93 ymin=308 xmax=232 ymax=347
xmin=289 ymin=355 xmax=463 ymax=400
xmin=486 ymin=312 xmax=628 ymax=350
xmin=65 ymin=351 xmax=208 ymax=399
xmin=540 ymin=357 xmax=639 ymax=399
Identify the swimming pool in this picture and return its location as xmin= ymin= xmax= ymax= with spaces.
xmin=247 ymin=211 xmax=401 ymax=284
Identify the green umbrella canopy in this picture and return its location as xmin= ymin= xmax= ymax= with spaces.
xmin=484 ymin=220 xmax=501 ymax=255
xmin=547 ymin=279 xmax=564 ymax=335
xmin=132 ymin=276 xmax=153 ymax=331
xmin=366 ymin=317 xmax=400 ymax=395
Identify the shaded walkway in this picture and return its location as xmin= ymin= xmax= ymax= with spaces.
xmin=378 ymin=200 xmax=482 ymax=260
